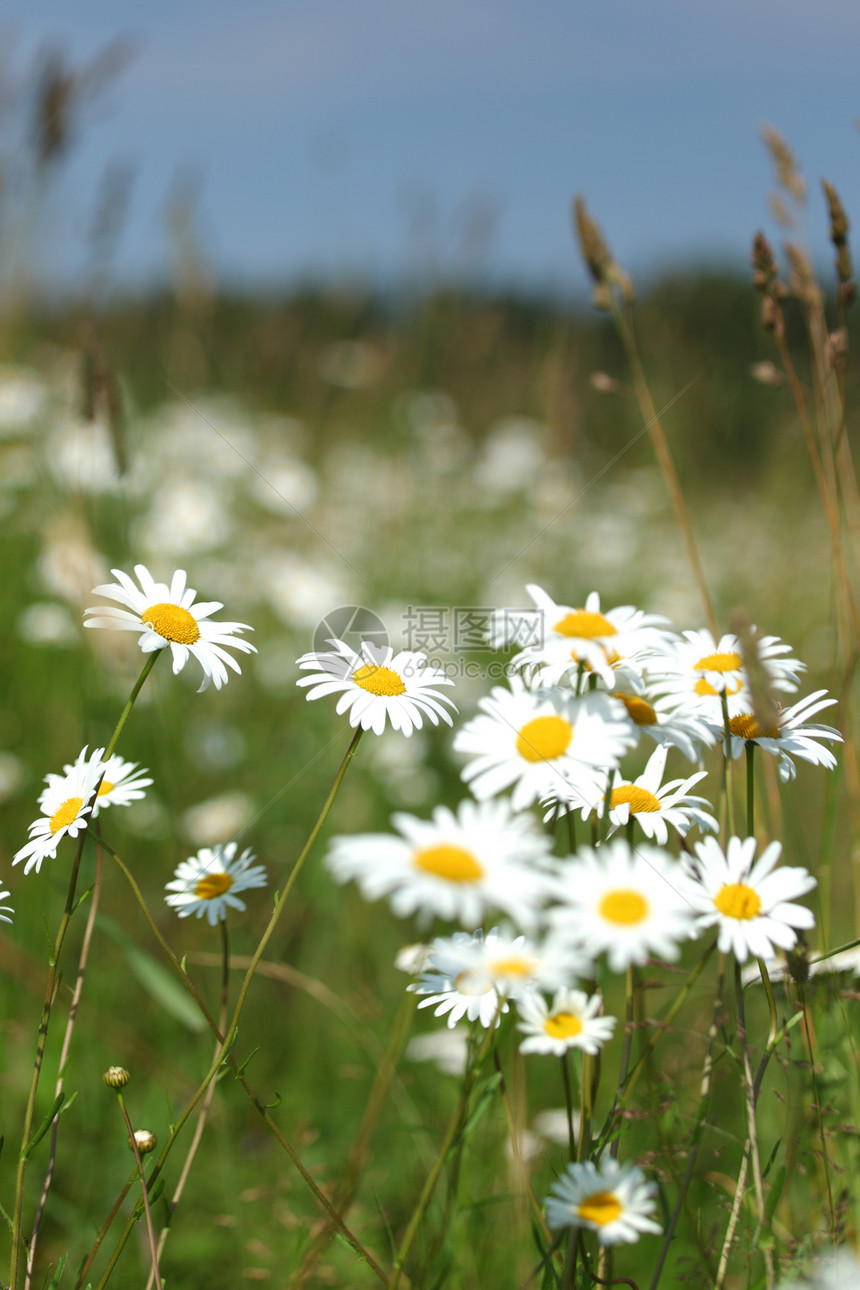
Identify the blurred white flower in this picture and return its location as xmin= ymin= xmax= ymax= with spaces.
xmin=182 ymin=792 xmax=255 ymax=846
xmin=0 ymin=365 xmax=46 ymax=436
xmin=17 ymin=602 xmax=78 ymax=647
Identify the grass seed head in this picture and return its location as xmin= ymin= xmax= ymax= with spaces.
xmin=761 ymin=124 xmax=807 ymax=204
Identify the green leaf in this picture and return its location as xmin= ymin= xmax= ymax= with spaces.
xmin=99 ymin=914 xmax=206 ymax=1033
xmin=23 ymin=1093 xmax=65 ymax=1158
xmin=43 ymin=1251 xmax=68 ymax=1289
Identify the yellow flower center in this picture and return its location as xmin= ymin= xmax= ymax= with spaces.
xmin=516 ymin=715 xmax=573 ymax=762
xmin=488 ymin=954 xmax=537 ymax=979
xmin=616 ymin=693 xmax=657 ymax=726
xmin=729 ymin=713 xmax=780 ymax=741
xmin=714 ymin=882 xmax=761 ymax=920
xmin=599 ymin=889 xmax=649 ymax=925
xmin=577 ymin=1190 xmax=623 ymax=1227
xmin=96 ymin=780 xmax=114 ymax=797
xmin=352 ymin=664 xmax=406 ymax=696
xmin=554 ymin=610 xmax=617 ymax=640
xmin=413 ymin=844 xmax=484 ymax=883
xmin=692 ymin=650 xmax=743 ymax=697
xmin=544 ymin=1011 xmax=584 ymax=1040
xmin=609 ymin=785 xmax=662 ymax=813
xmin=195 ymin=872 xmax=233 ymax=900
xmin=50 ymin=796 xmax=84 ymax=835
xmin=142 ymin=602 xmax=201 ymax=645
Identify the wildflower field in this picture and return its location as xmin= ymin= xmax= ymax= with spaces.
xmin=2 ymin=131 xmax=860 ymax=1290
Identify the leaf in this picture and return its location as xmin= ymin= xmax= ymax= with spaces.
xmin=99 ymin=914 xmax=206 ymax=1032
xmin=23 ymin=1093 xmax=65 ymax=1158
xmin=43 ymin=1251 xmax=68 ymax=1289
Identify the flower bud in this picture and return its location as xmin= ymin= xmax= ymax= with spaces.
xmin=130 ymin=1129 xmax=157 ymax=1155
xmin=103 ymin=1066 xmax=130 ymax=1090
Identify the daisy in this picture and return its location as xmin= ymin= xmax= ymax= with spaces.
xmin=410 ymin=928 xmax=588 ymax=1028
xmin=562 ymin=744 xmax=718 ymax=845
xmin=545 ymin=1159 xmax=661 ymax=1245
xmin=651 ymin=627 xmax=804 ymax=721
xmin=453 ymin=678 xmax=636 ymax=811
xmin=84 ymin=564 xmax=256 ymax=692
xmin=720 ymin=690 xmax=842 ymax=782
xmin=58 ymin=751 xmax=152 ymax=816
xmin=0 ymin=887 xmax=13 ymax=926
xmin=14 ymin=745 xmax=105 ymax=875
xmin=682 ymin=835 xmax=816 ymax=962
xmin=325 ymin=797 xmax=552 ymax=929
xmin=610 ymin=685 xmax=717 ymax=762
xmin=296 ymin=637 xmax=455 ymax=736
xmin=409 ymin=931 xmax=511 ymax=1029
xmin=165 ymin=842 xmax=268 ymax=926
xmin=517 ymin=989 xmax=616 ymax=1057
xmin=493 ymin=584 xmax=672 ymax=690
xmin=548 ymin=840 xmax=699 ymax=973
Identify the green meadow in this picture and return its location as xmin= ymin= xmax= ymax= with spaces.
xmin=0 ymin=139 xmax=859 ymax=1290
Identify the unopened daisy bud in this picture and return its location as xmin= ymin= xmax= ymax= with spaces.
xmin=103 ymin=1066 xmax=130 ymax=1090
xmin=130 ymin=1129 xmax=157 ymax=1155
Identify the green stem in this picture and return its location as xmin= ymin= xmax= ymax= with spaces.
xmin=103 ymin=652 xmax=160 ymax=760
xmin=388 ymin=1006 xmax=501 ymax=1288
xmin=648 ymin=955 xmax=725 ymax=1290
xmin=734 ymin=961 xmax=775 ymax=1290
xmin=609 ymin=966 xmax=636 ymax=1160
xmin=746 ymin=743 xmax=755 ymax=838
xmin=561 ymin=1054 xmax=577 ymax=1161
xmin=720 ymin=690 xmax=736 ymax=839
xmin=9 ymin=655 xmax=158 ymax=1290
xmin=115 ymin=1095 xmax=162 ymax=1290
xmin=73 ymin=1172 xmax=136 ymax=1290
xmin=97 ymin=728 xmax=382 ymax=1287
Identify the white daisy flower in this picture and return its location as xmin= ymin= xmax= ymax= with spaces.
xmin=410 ymin=931 xmax=511 ymax=1029
xmin=165 ymin=843 xmax=268 ymax=926
xmin=84 ymin=564 xmax=256 ymax=692
xmin=0 ymin=886 xmax=13 ymax=926
xmin=493 ymin=584 xmax=672 ymax=690
xmin=296 ymin=637 xmax=455 ymax=736
xmin=611 ymin=687 xmax=717 ymax=762
xmin=453 ymin=678 xmax=636 ymax=811
xmin=325 ymin=798 xmax=552 ymax=930
xmin=544 ymin=1159 xmax=662 ymax=1245
xmin=57 ymin=751 xmax=152 ymax=816
xmin=720 ymin=690 xmax=842 ymax=783
xmin=651 ymin=627 xmax=804 ymax=721
xmin=13 ymin=746 xmax=106 ymax=875
xmin=410 ymin=927 xmax=588 ymax=1028
xmin=682 ymin=835 xmax=816 ymax=962
xmin=517 ymin=988 xmax=616 ymax=1057
xmin=548 ymin=840 xmax=699 ymax=973
xmin=564 ymin=744 xmax=718 ymax=845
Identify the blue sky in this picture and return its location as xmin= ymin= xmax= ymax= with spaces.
xmin=5 ymin=0 xmax=860 ymax=295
